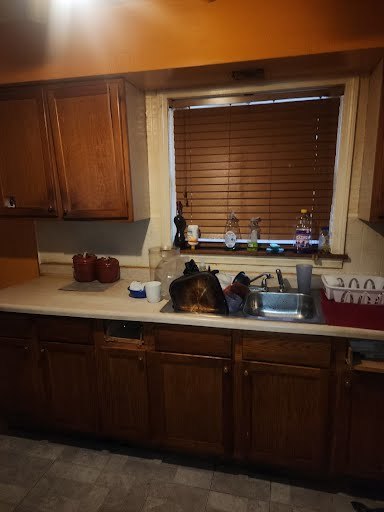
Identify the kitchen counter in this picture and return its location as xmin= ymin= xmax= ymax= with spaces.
xmin=0 ymin=276 xmax=383 ymax=340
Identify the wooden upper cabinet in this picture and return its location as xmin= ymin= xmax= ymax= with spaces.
xmin=47 ymin=79 xmax=131 ymax=219
xmin=359 ymin=59 xmax=384 ymax=222
xmin=0 ymin=86 xmax=58 ymax=217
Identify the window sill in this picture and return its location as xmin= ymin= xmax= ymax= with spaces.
xmin=180 ymin=246 xmax=347 ymax=270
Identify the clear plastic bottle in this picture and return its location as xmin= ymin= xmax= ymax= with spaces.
xmin=318 ymin=226 xmax=330 ymax=253
xmin=224 ymin=211 xmax=241 ymax=250
xmin=247 ymin=217 xmax=261 ymax=252
xmin=295 ymin=209 xmax=312 ymax=253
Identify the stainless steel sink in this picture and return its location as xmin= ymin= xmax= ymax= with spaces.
xmin=243 ymin=291 xmax=321 ymax=322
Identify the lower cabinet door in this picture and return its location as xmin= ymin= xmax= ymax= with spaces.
xmin=0 ymin=338 xmax=37 ymax=424
xmin=41 ymin=342 xmax=97 ymax=433
xmin=345 ymin=371 xmax=384 ymax=480
xmin=147 ymin=352 xmax=232 ymax=456
xmin=99 ymin=347 xmax=149 ymax=441
xmin=241 ymin=361 xmax=330 ymax=471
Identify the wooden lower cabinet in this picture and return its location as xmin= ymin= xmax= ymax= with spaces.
xmin=99 ymin=346 xmax=149 ymax=440
xmin=239 ymin=361 xmax=330 ymax=471
xmin=344 ymin=371 xmax=384 ymax=480
xmin=0 ymin=338 xmax=38 ymax=424
xmin=147 ymin=352 xmax=232 ymax=456
xmin=41 ymin=342 xmax=97 ymax=433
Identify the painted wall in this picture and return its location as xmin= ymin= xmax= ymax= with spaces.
xmin=0 ymin=0 xmax=384 ymax=84
xmin=36 ymin=76 xmax=384 ymax=277
xmin=0 ymin=220 xmax=39 ymax=288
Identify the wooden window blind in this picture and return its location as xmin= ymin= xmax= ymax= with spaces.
xmin=173 ymin=96 xmax=341 ymax=241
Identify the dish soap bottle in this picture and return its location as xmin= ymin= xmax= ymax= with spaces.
xmin=247 ymin=217 xmax=261 ymax=252
xmin=295 ymin=209 xmax=312 ymax=253
xmin=224 ymin=211 xmax=241 ymax=250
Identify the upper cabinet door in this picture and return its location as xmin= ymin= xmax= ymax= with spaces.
xmin=47 ymin=80 xmax=131 ymax=219
xmin=359 ymin=59 xmax=384 ymax=222
xmin=0 ymin=86 xmax=58 ymax=217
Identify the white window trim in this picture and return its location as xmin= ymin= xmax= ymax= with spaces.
xmin=145 ymin=77 xmax=359 ymax=271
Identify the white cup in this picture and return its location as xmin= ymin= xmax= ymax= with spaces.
xmin=145 ymin=281 xmax=162 ymax=303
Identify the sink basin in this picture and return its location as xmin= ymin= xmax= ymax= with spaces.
xmin=243 ymin=291 xmax=317 ymax=322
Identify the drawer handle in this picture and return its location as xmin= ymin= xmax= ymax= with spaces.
xmin=244 ymin=370 xmax=249 ymax=377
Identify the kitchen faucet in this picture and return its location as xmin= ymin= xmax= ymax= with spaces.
xmin=250 ymin=273 xmax=272 ymax=292
xmin=276 ymin=268 xmax=285 ymax=292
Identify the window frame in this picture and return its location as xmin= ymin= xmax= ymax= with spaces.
xmin=145 ymin=76 xmax=359 ymax=269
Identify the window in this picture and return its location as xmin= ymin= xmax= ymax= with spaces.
xmin=171 ymin=88 xmax=342 ymax=245
xmin=145 ymin=77 xmax=358 ymax=264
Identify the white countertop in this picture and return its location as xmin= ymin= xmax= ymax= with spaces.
xmin=0 ymin=276 xmax=383 ymax=341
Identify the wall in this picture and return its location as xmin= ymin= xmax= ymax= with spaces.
xmin=36 ymin=75 xmax=384 ymax=278
xmin=0 ymin=0 xmax=384 ymax=84
xmin=0 ymin=220 xmax=39 ymax=288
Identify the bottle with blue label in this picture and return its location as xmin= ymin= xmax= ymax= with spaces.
xmin=295 ymin=209 xmax=312 ymax=253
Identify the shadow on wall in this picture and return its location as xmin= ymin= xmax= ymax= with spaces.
xmin=35 ymin=219 xmax=151 ymax=259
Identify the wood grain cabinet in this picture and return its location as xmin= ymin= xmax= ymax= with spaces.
xmin=359 ymin=59 xmax=384 ymax=222
xmin=0 ymin=338 xmax=38 ymax=425
xmin=0 ymin=78 xmax=149 ymax=220
xmin=238 ymin=361 xmax=330 ymax=471
xmin=339 ymin=370 xmax=384 ymax=480
xmin=40 ymin=341 xmax=98 ymax=434
xmin=0 ymin=86 xmax=58 ymax=217
xmin=148 ymin=351 xmax=233 ymax=456
xmin=98 ymin=346 xmax=149 ymax=441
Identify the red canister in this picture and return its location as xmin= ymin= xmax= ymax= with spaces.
xmin=96 ymin=257 xmax=120 ymax=283
xmin=73 ymin=253 xmax=97 ymax=282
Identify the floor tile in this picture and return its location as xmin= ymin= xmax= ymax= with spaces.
xmin=0 ymin=483 xmax=28 ymax=506
xmin=290 ymin=486 xmax=333 ymax=511
xmin=206 ymin=491 xmax=248 ymax=512
xmin=173 ymin=466 xmax=213 ymax=489
xmin=96 ymin=470 xmax=136 ymax=491
xmin=270 ymin=503 xmax=292 ymax=512
xmin=147 ymin=481 xmax=208 ymax=511
xmin=0 ymin=502 xmax=15 ymax=512
xmin=46 ymin=461 xmax=101 ymax=484
xmin=59 ymin=446 xmax=110 ymax=469
xmin=212 ymin=471 xmax=271 ymax=500
xmin=248 ymin=499 xmax=270 ymax=512
xmin=0 ymin=436 xmax=36 ymax=454
xmin=100 ymin=485 xmax=148 ymax=512
xmin=271 ymin=483 xmax=291 ymax=505
xmin=0 ymin=451 xmax=51 ymax=488
xmin=19 ymin=475 xmax=109 ymax=512
xmin=27 ymin=442 xmax=65 ymax=461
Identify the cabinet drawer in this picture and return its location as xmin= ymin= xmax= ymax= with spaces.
xmin=37 ymin=316 xmax=93 ymax=344
xmin=153 ymin=325 xmax=232 ymax=357
xmin=242 ymin=332 xmax=331 ymax=368
xmin=0 ymin=313 xmax=33 ymax=339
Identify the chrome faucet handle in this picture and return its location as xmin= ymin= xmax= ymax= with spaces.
xmin=276 ymin=268 xmax=285 ymax=292
xmin=260 ymin=273 xmax=272 ymax=291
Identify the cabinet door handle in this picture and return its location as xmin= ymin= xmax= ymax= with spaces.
xmin=48 ymin=205 xmax=55 ymax=213
xmin=63 ymin=209 xmax=68 ymax=216
xmin=138 ymin=356 xmax=143 ymax=362
xmin=40 ymin=348 xmax=45 ymax=353
xmin=223 ymin=366 xmax=229 ymax=374
xmin=345 ymin=378 xmax=351 ymax=388
xmin=244 ymin=370 xmax=249 ymax=377
xmin=24 ymin=345 xmax=29 ymax=351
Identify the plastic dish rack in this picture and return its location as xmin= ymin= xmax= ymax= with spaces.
xmin=322 ymin=275 xmax=384 ymax=305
